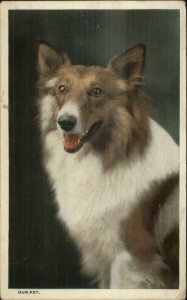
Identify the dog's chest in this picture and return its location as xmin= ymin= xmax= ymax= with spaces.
xmin=51 ymin=148 xmax=130 ymax=227
xmin=44 ymin=135 xmax=129 ymax=271
xmin=44 ymin=132 xmax=137 ymax=240
xmin=54 ymin=155 xmax=127 ymax=272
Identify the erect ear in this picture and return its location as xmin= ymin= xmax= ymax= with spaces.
xmin=37 ymin=42 xmax=71 ymax=76
xmin=108 ymin=44 xmax=146 ymax=86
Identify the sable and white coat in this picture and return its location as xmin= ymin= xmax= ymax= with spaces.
xmin=37 ymin=43 xmax=179 ymax=288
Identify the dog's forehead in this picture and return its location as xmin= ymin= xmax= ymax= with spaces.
xmin=58 ymin=65 xmax=112 ymax=82
xmin=57 ymin=65 xmax=126 ymax=91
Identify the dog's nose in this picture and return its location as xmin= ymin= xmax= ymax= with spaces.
xmin=58 ymin=115 xmax=77 ymax=131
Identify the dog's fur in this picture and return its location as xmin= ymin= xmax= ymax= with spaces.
xmin=37 ymin=43 xmax=179 ymax=288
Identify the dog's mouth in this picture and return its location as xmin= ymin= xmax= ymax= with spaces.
xmin=63 ymin=120 xmax=103 ymax=153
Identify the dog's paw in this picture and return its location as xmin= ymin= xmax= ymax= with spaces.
xmin=110 ymin=251 xmax=140 ymax=288
xmin=110 ymin=251 xmax=166 ymax=289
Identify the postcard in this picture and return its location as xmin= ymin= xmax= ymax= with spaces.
xmin=0 ymin=1 xmax=186 ymax=299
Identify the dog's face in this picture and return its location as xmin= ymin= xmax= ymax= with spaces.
xmin=45 ymin=65 xmax=128 ymax=153
xmin=37 ymin=43 xmax=146 ymax=157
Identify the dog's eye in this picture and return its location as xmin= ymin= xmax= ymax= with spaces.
xmin=90 ymin=87 xmax=102 ymax=97
xmin=58 ymin=85 xmax=66 ymax=93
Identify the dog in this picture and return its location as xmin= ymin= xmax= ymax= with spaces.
xmin=36 ymin=42 xmax=179 ymax=288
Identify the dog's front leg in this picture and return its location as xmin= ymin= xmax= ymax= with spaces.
xmin=110 ymin=250 xmax=166 ymax=289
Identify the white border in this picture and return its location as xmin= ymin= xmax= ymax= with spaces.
xmin=0 ymin=1 xmax=186 ymax=300
xmin=0 ymin=1 xmax=186 ymax=10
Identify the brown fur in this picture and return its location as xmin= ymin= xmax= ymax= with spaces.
xmin=120 ymin=173 xmax=179 ymax=261
xmin=120 ymin=173 xmax=179 ymax=287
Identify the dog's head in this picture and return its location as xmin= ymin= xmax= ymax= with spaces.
xmin=37 ymin=43 xmax=149 ymax=166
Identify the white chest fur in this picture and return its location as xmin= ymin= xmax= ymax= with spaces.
xmin=43 ymin=119 xmax=179 ymax=279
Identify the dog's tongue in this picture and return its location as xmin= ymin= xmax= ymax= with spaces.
xmin=63 ymin=135 xmax=80 ymax=152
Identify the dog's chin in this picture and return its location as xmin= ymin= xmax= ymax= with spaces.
xmin=63 ymin=120 xmax=103 ymax=154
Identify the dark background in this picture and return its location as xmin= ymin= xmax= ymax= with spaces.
xmin=9 ymin=10 xmax=179 ymax=289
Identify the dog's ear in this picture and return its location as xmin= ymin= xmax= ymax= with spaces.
xmin=37 ymin=42 xmax=71 ymax=75
xmin=108 ymin=44 xmax=145 ymax=87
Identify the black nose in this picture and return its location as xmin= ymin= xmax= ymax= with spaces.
xmin=58 ymin=115 xmax=77 ymax=131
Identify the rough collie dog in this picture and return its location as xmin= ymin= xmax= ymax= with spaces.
xmin=37 ymin=43 xmax=179 ymax=289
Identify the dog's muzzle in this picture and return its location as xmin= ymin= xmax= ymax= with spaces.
xmin=61 ymin=120 xmax=103 ymax=153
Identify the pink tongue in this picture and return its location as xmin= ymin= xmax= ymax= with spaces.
xmin=63 ymin=135 xmax=80 ymax=151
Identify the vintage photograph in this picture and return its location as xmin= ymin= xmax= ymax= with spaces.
xmin=0 ymin=1 xmax=186 ymax=300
